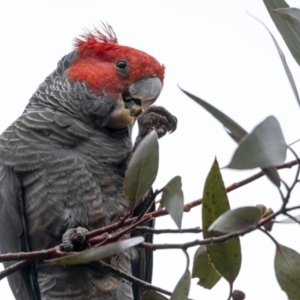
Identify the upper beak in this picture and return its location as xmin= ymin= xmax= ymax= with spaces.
xmin=128 ymin=77 xmax=162 ymax=110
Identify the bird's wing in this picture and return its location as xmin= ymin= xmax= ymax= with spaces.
xmin=0 ymin=164 xmax=40 ymax=299
xmin=131 ymin=190 xmax=155 ymax=300
xmin=0 ymin=109 xmax=90 ymax=300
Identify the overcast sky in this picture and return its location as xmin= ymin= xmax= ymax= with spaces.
xmin=1 ymin=0 xmax=300 ymax=299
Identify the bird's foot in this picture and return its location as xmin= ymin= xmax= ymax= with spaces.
xmin=62 ymin=226 xmax=89 ymax=252
xmin=136 ymin=105 xmax=177 ymax=141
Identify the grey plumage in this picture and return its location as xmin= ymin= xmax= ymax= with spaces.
xmin=1 ymin=52 xmax=136 ymax=299
xmin=0 ymin=28 xmax=176 ymax=299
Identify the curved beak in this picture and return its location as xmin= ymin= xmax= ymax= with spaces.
xmin=128 ymin=77 xmax=162 ymax=110
xmin=106 ymin=77 xmax=162 ymax=129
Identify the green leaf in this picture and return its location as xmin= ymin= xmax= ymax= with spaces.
xmin=263 ymin=0 xmax=300 ymax=66
xmin=141 ymin=290 xmax=168 ymax=300
xmin=161 ymin=176 xmax=184 ymax=229
xmin=170 ymin=268 xmax=191 ymax=300
xmin=124 ymin=131 xmax=159 ymax=203
xmin=179 ymin=87 xmax=247 ymax=142
xmin=227 ymin=116 xmax=287 ymax=169
xmin=248 ymin=11 xmax=300 ymax=108
xmin=208 ymin=206 xmax=262 ymax=233
xmin=263 ymin=167 xmax=281 ymax=187
xmin=192 ymin=245 xmax=221 ymax=289
xmin=202 ymin=159 xmax=241 ymax=284
xmin=275 ymin=8 xmax=300 ymax=34
xmin=48 ymin=236 xmax=144 ymax=265
xmin=274 ymin=244 xmax=300 ymax=299
xmin=179 ymin=87 xmax=281 ymax=186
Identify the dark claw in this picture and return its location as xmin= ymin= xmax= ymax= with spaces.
xmin=62 ymin=226 xmax=89 ymax=252
xmin=169 ymin=115 xmax=177 ymax=133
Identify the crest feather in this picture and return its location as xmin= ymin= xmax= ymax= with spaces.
xmin=75 ymin=22 xmax=118 ymax=48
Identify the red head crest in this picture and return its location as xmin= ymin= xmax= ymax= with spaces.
xmin=68 ymin=23 xmax=165 ymax=97
xmin=75 ymin=22 xmax=118 ymax=49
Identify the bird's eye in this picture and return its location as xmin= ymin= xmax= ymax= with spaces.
xmin=116 ymin=60 xmax=127 ymax=70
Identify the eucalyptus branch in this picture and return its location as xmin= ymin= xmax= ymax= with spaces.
xmin=74 ymin=157 xmax=300 ymax=244
xmin=184 ymin=158 xmax=300 ymax=212
xmin=0 ymin=260 xmax=31 ymax=280
xmin=1 ymin=157 xmax=299 ymax=261
xmin=280 ymin=147 xmax=300 ymax=207
xmin=87 ymin=215 xmax=152 ymax=245
xmin=286 ymin=205 xmax=300 ymax=212
xmin=72 ymin=191 xmax=159 ymax=244
xmin=135 ymin=226 xmax=202 ymax=234
xmin=225 ymin=158 xmax=299 ymax=193
xmin=140 ymin=204 xmax=300 ymax=251
xmin=0 ymin=216 xmax=155 ymax=283
xmin=280 ymin=179 xmax=289 ymax=192
xmin=0 ymin=247 xmax=67 ymax=263
xmin=283 ymin=213 xmax=300 ymax=225
xmin=0 ymin=216 xmax=154 ymax=265
xmin=1 ymin=157 xmax=300 ymax=283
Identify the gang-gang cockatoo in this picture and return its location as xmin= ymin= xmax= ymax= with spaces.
xmin=0 ymin=24 xmax=177 ymax=300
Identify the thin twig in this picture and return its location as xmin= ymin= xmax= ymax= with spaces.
xmin=135 ymin=226 xmax=202 ymax=234
xmin=0 ymin=247 xmax=67 ymax=263
xmin=87 ymin=215 xmax=152 ymax=246
xmin=280 ymin=179 xmax=289 ymax=192
xmin=286 ymin=205 xmax=300 ymax=212
xmin=117 ymin=210 xmax=132 ymax=227
xmin=140 ymin=209 xmax=287 ymax=250
xmin=283 ymin=147 xmax=300 ymax=206
xmin=283 ymin=213 xmax=300 ymax=225
xmin=97 ymin=260 xmax=172 ymax=296
xmin=0 ymin=260 xmax=31 ymax=280
xmin=184 ymin=158 xmax=300 ymax=213
xmin=258 ymin=228 xmax=279 ymax=246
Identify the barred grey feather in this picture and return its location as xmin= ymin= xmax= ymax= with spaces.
xmin=0 ymin=50 xmax=152 ymax=300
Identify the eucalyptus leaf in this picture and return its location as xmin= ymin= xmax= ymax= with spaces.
xmin=263 ymin=167 xmax=281 ymax=187
xmin=248 ymin=11 xmax=300 ymax=107
xmin=179 ymin=87 xmax=247 ymax=142
xmin=48 ymin=236 xmax=144 ymax=265
xmin=263 ymin=0 xmax=300 ymax=66
xmin=124 ymin=131 xmax=159 ymax=203
xmin=227 ymin=116 xmax=287 ymax=169
xmin=192 ymin=245 xmax=221 ymax=289
xmin=275 ymin=7 xmax=300 ymax=34
xmin=202 ymin=159 xmax=241 ymax=284
xmin=180 ymin=88 xmax=281 ymax=186
xmin=161 ymin=176 xmax=184 ymax=229
xmin=170 ymin=269 xmax=191 ymax=300
xmin=274 ymin=244 xmax=300 ymax=299
xmin=208 ymin=206 xmax=262 ymax=233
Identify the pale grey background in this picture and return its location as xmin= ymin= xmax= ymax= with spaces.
xmin=1 ymin=1 xmax=300 ymax=299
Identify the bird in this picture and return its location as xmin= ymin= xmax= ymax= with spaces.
xmin=0 ymin=23 xmax=177 ymax=300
